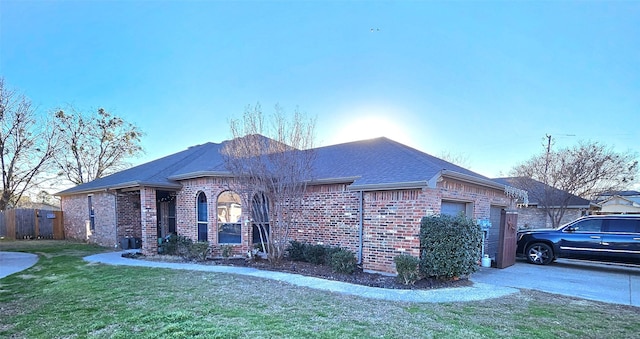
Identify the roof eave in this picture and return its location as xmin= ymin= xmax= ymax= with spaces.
xmin=439 ymin=170 xmax=505 ymax=190
xmin=535 ymin=204 xmax=594 ymax=209
xmin=56 ymin=181 xmax=182 ymax=196
xmin=168 ymin=171 xmax=232 ymax=181
xmin=307 ymin=176 xmax=360 ymax=186
xmin=347 ymin=181 xmax=429 ymax=192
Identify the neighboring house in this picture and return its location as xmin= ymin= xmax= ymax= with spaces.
xmin=493 ymin=177 xmax=598 ymax=230
xmin=57 ymin=137 xmax=518 ymax=274
xmin=594 ymin=191 xmax=640 ymax=214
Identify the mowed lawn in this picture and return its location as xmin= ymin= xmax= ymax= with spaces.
xmin=1 ymin=241 xmax=638 ymax=338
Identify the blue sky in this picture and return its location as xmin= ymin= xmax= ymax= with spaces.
xmin=2 ymin=1 xmax=638 ymax=183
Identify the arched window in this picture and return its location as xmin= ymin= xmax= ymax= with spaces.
xmin=217 ymin=191 xmax=242 ymax=244
xmin=197 ymin=192 xmax=208 ymax=242
xmin=252 ymin=193 xmax=270 ymax=245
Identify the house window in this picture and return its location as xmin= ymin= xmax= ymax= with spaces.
xmin=88 ymin=195 xmax=95 ymax=231
xmin=252 ymin=193 xmax=270 ymax=245
xmin=197 ymin=192 xmax=208 ymax=242
xmin=217 ymin=191 xmax=242 ymax=244
xmin=441 ymin=200 xmax=472 ymax=217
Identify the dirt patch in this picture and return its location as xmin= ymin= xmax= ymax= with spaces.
xmin=125 ymin=253 xmax=472 ymax=290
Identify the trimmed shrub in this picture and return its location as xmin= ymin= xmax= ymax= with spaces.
xmin=394 ymin=254 xmax=421 ymax=285
xmin=189 ymin=242 xmax=211 ymax=261
xmin=287 ymin=240 xmax=307 ymax=261
xmin=221 ymin=245 xmax=233 ymax=259
xmin=323 ymin=246 xmax=342 ymax=265
xmin=304 ymin=244 xmax=327 ymax=265
xmin=160 ymin=234 xmax=192 ymax=256
xmin=160 ymin=234 xmax=210 ymax=261
xmin=329 ymin=249 xmax=357 ymax=274
xmin=419 ymin=214 xmax=482 ymax=279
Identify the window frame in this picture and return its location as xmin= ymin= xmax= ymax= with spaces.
xmin=88 ymin=195 xmax=95 ymax=231
xmin=440 ymin=200 xmax=473 ymax=217
xmin=217 ymin=191 xmax=242 ymax=244
xmin=196 ymin=192 xmax=208 ymax=242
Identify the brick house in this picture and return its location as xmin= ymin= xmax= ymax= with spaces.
xmin=493 ymin=177 xmax=598 ymax=230
xmin=57 ymin=137 xmax=517 ymax=274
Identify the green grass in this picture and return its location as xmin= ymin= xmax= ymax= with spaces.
xmin=1 ymin=240 xmax=639 ymax=338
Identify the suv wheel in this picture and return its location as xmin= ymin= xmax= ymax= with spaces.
xmin=525 ymin=243 xmax=554 ymax=265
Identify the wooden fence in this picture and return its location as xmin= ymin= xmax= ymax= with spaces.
xmin=0 ymin=209 xmax=64 ymax=240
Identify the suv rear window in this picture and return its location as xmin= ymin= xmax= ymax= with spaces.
xmin=605 ymin=219 xmax=640 ymax=233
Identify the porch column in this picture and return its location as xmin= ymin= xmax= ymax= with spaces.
xmin=140 ymin=187 xmax=158 ymax=255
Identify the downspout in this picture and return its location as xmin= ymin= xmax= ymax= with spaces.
xmin=358 ymin=190 xmax=364 ymax=265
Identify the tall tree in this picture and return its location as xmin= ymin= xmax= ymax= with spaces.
xmin=54 ymin=106 xmax=143 ymax=184
xmin=0 ymin=78 xmax=60 ymax=211
xmin=221 ymin=104 xmax=316 ymax=263
xmin=511 ymin=140 xmax=638 ymax=227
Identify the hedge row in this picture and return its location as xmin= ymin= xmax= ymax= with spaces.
xmin=286 ymin=241 xmax=358 ymax=274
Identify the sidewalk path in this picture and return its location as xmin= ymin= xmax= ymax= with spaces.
xmin=0 ymin=252 xmax=39 ymax=279
xmin=84 ymin=251 xmax=518 ymax=303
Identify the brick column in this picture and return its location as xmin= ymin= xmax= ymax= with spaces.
xmin=140 ymin=187 xmax=158 ymax=255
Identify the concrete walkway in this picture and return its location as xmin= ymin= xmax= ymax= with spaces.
xmin=84 ymin=251 xmax=518 ymax=303
xmin=0 ymin=252 xmax=39 ymax=279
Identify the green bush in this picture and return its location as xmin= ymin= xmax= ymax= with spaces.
xmin=329 ymin=249 xmax=357 ymax=274
xmin=160 ymin=234 xmax=191 ymax=256
xmin=323 ymin=246 xmax=342 ymax=265
xmin=160 ymin=234 xmax=209 ymax=261
xmin=221 ymin=245 xmax=233 ymax=258
xmin=419 ymin=214 xmax=482 ymax=279
xmin=394 ymin=254 xmax=421 ymax=285
xmin=189 ymin=242 xmax=211 ymax=261
xmin=287 ymin=240 xmax=307 ymax=261
xmin=304 ymin=244 xmax=327 ymax=265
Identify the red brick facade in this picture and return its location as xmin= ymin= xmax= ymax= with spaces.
xmin=516 ymin=206 xmax=584 ymax=230
xmin=61 ymin=176 xmax=513 ymax=274
xmin=61 ymin=192 xmax=117 ymax=247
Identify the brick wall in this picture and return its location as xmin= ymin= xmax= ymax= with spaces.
xmin=140 ymin=187 xmax=158 ymax=255
xmin=61 ymin=192 xmax=117 ymax=247
xmin=176 ymin=177 xmax=251 ymax=257
xmin=358 ymin=179 xmax=512 ymax=274
xmin=291 ymin=184 xmax=360 ymax=252
xmin=517 ymin=206 xmax=584 ymax=229
xmin=116 ymin=192 xmax=142 ymax=239
xmin=61 ymin=175 xmax=514 ymax=274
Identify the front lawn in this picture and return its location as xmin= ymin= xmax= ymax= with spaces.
xmin=1 ymin=240 xmax=638 ymax=338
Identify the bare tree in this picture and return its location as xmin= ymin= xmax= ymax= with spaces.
xmin=0 ymin=78 xmax=60 ymax=211
xmin=512 ymin=141 xmax=638 ymax=227
xmin=221 ymin=104 xmax=316 ymax=263
xmin=438 ymin=151 xmax=471 ymax=169
xmin=54 ymin=106 xmax=143 ymax=184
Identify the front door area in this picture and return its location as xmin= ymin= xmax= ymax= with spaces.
xmin=156 ymin=191 xmax=176 ymax=242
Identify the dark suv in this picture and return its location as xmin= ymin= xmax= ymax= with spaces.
xmin=516 ymin=215 xmax=640 ymax=265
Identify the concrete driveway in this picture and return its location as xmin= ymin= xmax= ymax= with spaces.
xmin=471 ymin=258 xmax=640 ymax=307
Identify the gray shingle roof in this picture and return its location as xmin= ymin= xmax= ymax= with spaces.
xmin=57 ymin=142 xmax=226 ymax=195
xmin=493 ymin=177 xmax=591 ymax=207
xmin=58 ymin=136 xmax=504 ymax=195
xmin=312 ymin=137 xmax=494 ymax=189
